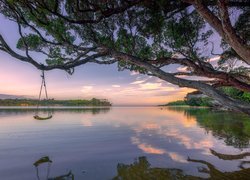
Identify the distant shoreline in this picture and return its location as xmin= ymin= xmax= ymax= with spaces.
xmin=158 ymin=105 xmax=210 ymax=108
xmin=0 ymin=98 xmax=112 ymax=107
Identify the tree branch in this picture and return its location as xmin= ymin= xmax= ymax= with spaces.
xmin=109 ymin=49 xmax=250 ymax=114
xmin=188 ymin=0 xmax=250 ymax=64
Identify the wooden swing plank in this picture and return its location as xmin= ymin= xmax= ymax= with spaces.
xmin=34 ymin=115 xmax=53 ymax=120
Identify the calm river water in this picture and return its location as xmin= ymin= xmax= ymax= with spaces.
xmin=0 ymin=107 xmax=250 ymax=179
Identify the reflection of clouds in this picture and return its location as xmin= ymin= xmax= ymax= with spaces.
xmin=183 ymin=116 xmax=197 ymax=127
xmin=138 ymin=144 xmax=166 ymax=155
xmin=162 ymin=127 xmax=214 ymax=154
xmin=81 ymin=114 xmax=93 ymax=127
xmin=142 ymin=122 xmax=160 ymax=130
xmin=103 ymin=108 xmax=215 ymax=156
xmin=131 ymin=137 xmax=165 ymax=155
xmin=131 ymin=137 xmax=187 ymax=163
xmin=133 ymin=122 xmax=160 ymax=133
xmin=81 ymin=119 xmax=93 ymax=127
xmin=71 ymin=107 xmax=228 ymax=161
xmin=113 ymin=108 xmax=215 ymax=155
xmin=168 ymin=152 xmax=187 ymax=163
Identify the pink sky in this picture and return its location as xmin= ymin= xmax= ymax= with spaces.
xmin=0 ymin=52 xmax=194 ymax=105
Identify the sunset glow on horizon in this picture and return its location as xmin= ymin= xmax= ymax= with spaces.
xmin=0 ymin=53 xmax=194 ymax=105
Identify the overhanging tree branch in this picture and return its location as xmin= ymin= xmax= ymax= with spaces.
xmin=109 ymin=49 xmax=250 ymax=114
xmin=187 ymin=0 xmax=250 ymax=64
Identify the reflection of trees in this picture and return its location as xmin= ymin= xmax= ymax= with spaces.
xmin=209 ymin=149 xmax=250 ymax=170
xmin=33 ymin=156 xmax=74 ymax=180
xmin=0 ymin=107 xmax=111 ymax=116
xmin=187 ymin=157 xmax=250 ymax=180
xmin=114 ymin=152 xmax=250 ymax=180
xmin=188 ymin=149 xmax=250 ymax=180
xmin=167 ymin=107 xmax=250 ymax=149
xmin=113 ymin=156 xmax=200 ymax=180
xmin=210 ymin=149 xmax=250 ymax=161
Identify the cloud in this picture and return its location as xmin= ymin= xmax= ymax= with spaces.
xmin=156 ymin=79 xmax=164 ymax=83
xmin=130 ymin=71 xmax=140 ymax=76
xmin=177 ymin=66 xmax=188 ymax=72
xmin=112 ymin=85 xmax=121 ymax=88
xmin=209 ymin=56 xmax=220 ymax=62
xmin=0 ymin=94 xmax=25 ymax=99
xmin=130 ymin=80 xmax=146 ymax=85
xmin=81 ymin=86 xmax=93 ymax=92
xmin=139 ymin=83 xmax=162 ymax=90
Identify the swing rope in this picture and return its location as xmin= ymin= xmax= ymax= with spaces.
xmin=34 ymin=70 xmax=52 ymax=120
xmin=36 ymin=71 xmax=44 ymax=114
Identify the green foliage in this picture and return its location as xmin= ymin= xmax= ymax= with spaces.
xmin=221 ymin=87 xmax=250 ymax=102
xmin=222 ymin=87 xmax=243 ymax=98
xmin=45 ymin=47 xmax=65 ymax=66
xmin=162 ymin=100 xmax=188 ymax=106
xmin=1 ymin=0 xmax=211 ymax=70
xmin=0 ymin=0 xmax=249 ymax=87
xmin=166 ymin=87 xmax=250 ymax=108
xmin=186 ymin=97 xmax=212 ymax=107
xmin=163 ymin=10 xmax=211 ymax=59
xmin=242 ymin=92 xmax=250 ymax=102
xmin=16 ymin=34 xmax=43 ymax=51
xmin=162 ymin=97 xmax=213 ymax=107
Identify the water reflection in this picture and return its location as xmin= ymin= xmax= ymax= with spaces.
xmin=34 ymin=156 xmax=74 ymax=180
xmin=113 ymin=156 xmax=196 ymax=180
xmin=114 ymin=151 xmax=250 ymax=180
xmin=34 ymin=156 xmax=52 ymax=180
xmin=187 ymin=157 xmax=250 ymax=179
xmin=1 ymin=107 xmax=250 ymax=179
xmin=210 ymin=149 xmax=250 ymax=160
xmin=167 ymin=107 xmax=250 ymax=148
xmin=0 ymin=107 xmax=111 ymax=117
xmin=33 ymin=150 xmax=250 ymax=179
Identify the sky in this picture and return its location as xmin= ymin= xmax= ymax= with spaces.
xmin=0 ymin=14 xmax=196 ymax=106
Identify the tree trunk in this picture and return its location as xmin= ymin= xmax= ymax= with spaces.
xmin=191 ymin=0 xmax=250 ymax=65
xmin=111 ymin=50 xmax=250 ymax=115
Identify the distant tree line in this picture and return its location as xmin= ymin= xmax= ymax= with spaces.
xmin=0 ymin=98 xmax=112 ymax=106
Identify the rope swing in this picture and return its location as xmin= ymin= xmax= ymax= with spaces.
xmin=34 ymin=70 xmax=53 ymax=120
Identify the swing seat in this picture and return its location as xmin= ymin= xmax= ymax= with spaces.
xmin=34 ymin=115 xmax=53 ymax=120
